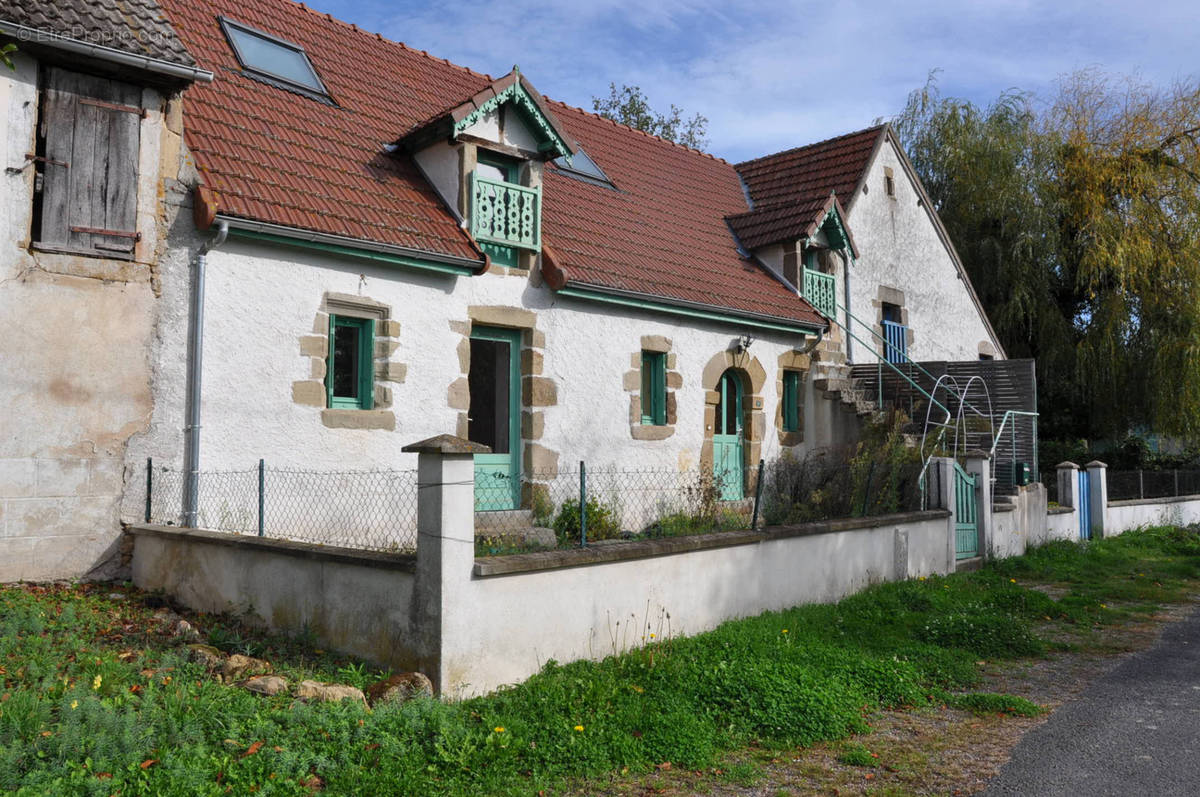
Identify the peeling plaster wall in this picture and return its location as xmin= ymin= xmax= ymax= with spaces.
xmin=845 ymin=139 xmax=1000 ymax=364
xmin=129 ymin=238 xmax=819 ymax=521
xmin=0 ymin=54 xmax=190 ymax=582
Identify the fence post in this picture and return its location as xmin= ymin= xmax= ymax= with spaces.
xmin=1139 ymin=469 xmax=1144 ymax=500
xmin=1056 ymin=462 xmax=1079 ymax=509
xmin=751 ymin=459 xmax=765 ymax=530
xmin=1174 ymin=469 xmax=1180 ymax=498
xmin=403 ymin=434 xmax=488 ymax=694
xmin=1086 ymin=461 xmax=1108 ymax=538
xmin=579 ymin=461 xmax=587 ymax=548
xmin=931 ymin=457 xmax=957 ymax=573
xmin=257 ymin=458 xmax=265 ymax=537
xmin=965 ymin=451 xmax=993 ymax=558
xmin=144 ymin=457 xmax=153 ymax=523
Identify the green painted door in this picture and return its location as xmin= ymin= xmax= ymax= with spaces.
xmin=713 ymin=369 xmax=745 ymax=501
xmin=469 ymin=326 xmax=522 ymax=511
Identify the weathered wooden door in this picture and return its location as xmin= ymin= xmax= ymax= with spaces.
xmin=713 ymin=370 xmax=745 ymax=501
xmin=954 ymin=462 xmax=979 ymax=559
xmin=469 ymin=327 xmax=521 ymax=511
xmin=1078 ymin=470 xmax=1092 ymax=539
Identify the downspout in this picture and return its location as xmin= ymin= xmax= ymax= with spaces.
xmin=182 ymin=220 xmax=228 ymax=527
xmin=841 ymin=249 xmax=853 ymax=364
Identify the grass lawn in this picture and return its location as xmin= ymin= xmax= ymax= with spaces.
xmin=2 ymin=525 xmax=1199 ymax=795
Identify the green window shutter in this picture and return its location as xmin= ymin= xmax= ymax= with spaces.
xmin=325 ymin=314 xmax=335 ymax=408
xmin=359 ymin=320 xmax=375 ymax=410
xmin=783 ymin=371 xmax=800 ymax=431
xmin=641 ymin=351 xmax=667 ymax=426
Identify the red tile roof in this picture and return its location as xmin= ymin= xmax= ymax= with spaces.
xmin=158 ymin=0 xmax=825 ymax=328
xmin=732 ymin=125 xmax=886 ymax=250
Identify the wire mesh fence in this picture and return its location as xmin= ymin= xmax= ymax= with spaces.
xmin=144 ymin=459 xmax=418 ymax=553
xmin=1107 ymin=469 xmax=1200 ymax=501
xmin=758 ymin=457 xmax=927 ymax=526
xmin=473 ymin=464 xmax=759 ymax=556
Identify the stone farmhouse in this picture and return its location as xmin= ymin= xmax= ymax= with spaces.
xmin=0 ymin=0 xmax=1010 ymax=583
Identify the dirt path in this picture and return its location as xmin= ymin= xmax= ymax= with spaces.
xmin=568 ymin=599 xmax=1199 ymax=797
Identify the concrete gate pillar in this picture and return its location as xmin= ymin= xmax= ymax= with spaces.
xmin=1056 ymin=461 xmax=1080 ymax=509
xmin=1086 ymin=460 xmax=1109 ymax=538
xmin=403 ymin=434 xmax=487 ymax=693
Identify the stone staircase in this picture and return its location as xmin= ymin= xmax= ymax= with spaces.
xmin=810 ymin=338 xmax=880 ymax=419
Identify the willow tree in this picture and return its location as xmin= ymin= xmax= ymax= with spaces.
xmin=895 ymin=71 xmax=1200 ymax=442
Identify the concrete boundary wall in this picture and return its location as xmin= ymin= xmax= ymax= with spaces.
xmin=130 ymin=440 xmax=959 ymax=697
xmin=129 ymin=450 xmax=1200 ymax=699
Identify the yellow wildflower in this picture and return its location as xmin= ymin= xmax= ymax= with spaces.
xmin=92 ymin=675 xmax=102 ymax=691
xmin=1010 ymin=579 xmax=1017 ymax=583
xmin=782 ymin=629 xmax=789 ymax=634
xmin=574 ymin=725 xmax=584 ymax=732
xmin=70 ymin=700 xmax=78 ymax=710
xmin=494 ymin=726 xmax=505 ymax=733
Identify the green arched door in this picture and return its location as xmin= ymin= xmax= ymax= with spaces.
xmin=713 ymin=369 xmax=745 ymax=500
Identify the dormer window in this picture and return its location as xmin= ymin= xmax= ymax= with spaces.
xmin=220 ymin=18 xmax=329 ymax=99
xmin=470 ymin=150 xmax=540 ymax=268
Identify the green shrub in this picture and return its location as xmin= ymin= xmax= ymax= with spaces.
xmin=950 ymin=692 xmax=1044 ymax=717
xmin=553 ymin=497 xmax=622 ymax=545
xmin=837 ymin=742 xmax=879 ymax=767
xmin=916 ymin=607 xmax=1043 ymax=658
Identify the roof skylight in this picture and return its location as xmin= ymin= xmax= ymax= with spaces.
xmin=552 ymin=147 xmax=614 ymax=188
xmin=220 ymin=18 xmax=329 ymax=97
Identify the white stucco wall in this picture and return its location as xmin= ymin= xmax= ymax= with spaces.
xmin=0 ymin=54 xmax=188 ymax=582
xmin=158 ymin=239 xmax=813 ymax=474
xmin=1105 ymin=497 xmax=1200 ymax=533
xmin=844 ymin=138 xmax=1000 ymax=364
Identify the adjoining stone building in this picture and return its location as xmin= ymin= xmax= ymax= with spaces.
xmin=0 ymin=0 xmax=1006 ymax=581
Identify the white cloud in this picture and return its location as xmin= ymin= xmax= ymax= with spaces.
xmin=314 ymin=0 xmax=1199 ymax=161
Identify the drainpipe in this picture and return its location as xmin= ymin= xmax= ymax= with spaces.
xmin=841 ymin=250 xmax=853 ymax=364
xmin=182 ymin=220 xmax=228 ymax=527
xmin=798 ymin=327 xmax=823 ymax=356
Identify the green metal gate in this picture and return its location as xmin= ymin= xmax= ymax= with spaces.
xmin=954 ymin=462 xmax=979 ymax=560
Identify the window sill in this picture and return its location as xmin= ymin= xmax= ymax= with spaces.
xmin=631 ymin=424 xmax=675 ymax=441
xmin=320 ymin=409 xmax=395 ymax=430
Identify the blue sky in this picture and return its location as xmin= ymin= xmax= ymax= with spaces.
xmin=306 ymin=0 xmax=1197 ymax=163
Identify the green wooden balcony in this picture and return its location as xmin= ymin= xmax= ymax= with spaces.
xmin=803 ymin=268 xmax=836 ymax=318
xmin=470 ymin=174 xmax=541 ymax=252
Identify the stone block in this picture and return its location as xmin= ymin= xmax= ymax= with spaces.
xmin=311 ymin=358 xmax=327 ymax=380
xmin=0 ymin=459 xmax=37 ymax=498
xmin=457 ymin=337 xmax=471 ymax=373
xmin=456 ymin=412 xmax=470 ymax=439
xmin=36 ymin=458 xmax=89 ymax=497
xmin=312 ymin=312 xmax=329 ymax=334
xmin=447 ymin=377 xmax=470 ymax=410
xmin=630 ymin=352 xmax=643 ymax=369
xmin=529 ymin=329 xmax=546 ymax=349
xmin=640 ymin=334 xmax=672 ymax=352
xmin=666 ymin=392 xmax=678 ymax=425
xmin=622 ymin=370 xmax=640 ymax=391
xmin=522 ymin=376 xmax=558 ymax=407
xmin=666 ymin=371 xmax=683 ymax=389
xmin=520 ymin=348 xmax=543 ymax=376
xmin=468 ymin=305 xmax=536 ymax=329
xmin=379 ymin=319 xmax=401 ymax=338
xmin=379 ymin=362 xmax=407 ymax=383
xmin=292 ymin=381 xmax=326 ymax=407
xmin=522 ymin=411 xmax=544 ymax=441
xmin=375 ymin=386 xmax=393 ymax=408
xmin=448 ymin=320 xmax=471 ymax=336
xmin=666 ymin=353 xmax=677 ymax=370
xmin=523 ymin=443 xmax=559 ymax=473
xmin=375 ymin=340 xmax=400 ymax=359
xmin=631 ymin=424 xmax=675 ymax=441
xmin=320 ymin=410 xmax=396 ymax=431
xmin=299 ymin=335 xmax=328 ymax=358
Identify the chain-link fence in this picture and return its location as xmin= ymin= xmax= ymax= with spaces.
xmin=1107 ymin=469 xmax=1200 ymax=501
xmin=758 ymin=457 xmax=926 ymax=527
xmin=143 ymin=460 xmax=418 ymax=552
xmin=474 ymin=464 xmax=758 ymax=556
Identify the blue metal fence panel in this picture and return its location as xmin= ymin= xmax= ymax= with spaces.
xmin=1078 ymin=470 xmax=1091 ymax=539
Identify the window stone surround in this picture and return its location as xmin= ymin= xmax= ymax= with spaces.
xmin=448 ymin=306 xmax=559 ymax=508
xmin=292 ymin=292 xmax=405 ymax=431
xmin=776 ymin=350 xmax=811 ymax=446
xmin=698 ymin=350 xmax=767 ymax=493
xmin=872 ymin=285 xmax=914 ymax=359
xmin=624 ymin=335 xmax=680 ymax=441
